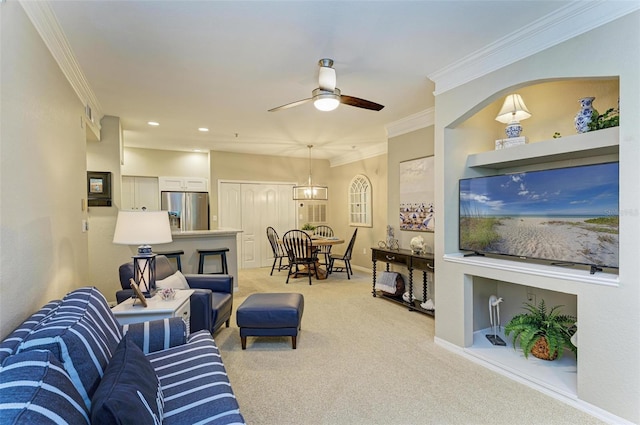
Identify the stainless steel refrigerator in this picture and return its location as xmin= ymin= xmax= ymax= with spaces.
xmin=161 ymin=191 xmax=210 ymax=231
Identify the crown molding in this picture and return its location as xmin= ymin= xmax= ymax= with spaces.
xmin=385 ymin=107 xmax=435 ymax=139
xmin=428 ymin=1 xmax=640 ymax=96
xmin=329 ymin=142 xmax=387 ymax=167
xmin=19 ymin=0 xmax=103 ymax=138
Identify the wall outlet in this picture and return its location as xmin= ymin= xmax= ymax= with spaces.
xmin=527 ymin=292 xmax=536 ymax=305
xmin=81 ymin=219 xmax=89 ymax=233
xmin=362 ymin=248 xmax=367 ymax=254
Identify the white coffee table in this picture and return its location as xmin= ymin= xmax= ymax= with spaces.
xmin=112 ymin=289 xmax=194 ymax=332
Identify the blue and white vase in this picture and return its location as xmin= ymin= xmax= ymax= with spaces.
xmin=574 ymin=97 xmax=595 ymax=133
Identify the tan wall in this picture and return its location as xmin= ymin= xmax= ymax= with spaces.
xmin=0 ymin=3 xmax=89 ymax=338
xmin=387 ymin=127 xmax=435 ymax=250
xmin=434 ymin=13 xmax=639 ymax=422
xmin=326 ymin=155 xmax=388 ymax=269
xmin=122 ymin=147 xmax=210 ymax=178
xmin=86 ymin=117 xmax=136 ymax=300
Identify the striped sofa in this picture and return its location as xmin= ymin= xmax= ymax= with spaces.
xmin=0 ymin=287 xmax=245 ymax=424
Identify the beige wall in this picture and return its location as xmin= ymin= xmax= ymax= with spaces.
xmin=434 ymin=13 xmax=639 ymax=422
xmin=326 ymin=154 xmax=388 ymax=269
xmin=122 ymin=147 xmax=209 ymax=178
xmin=86 ymin=117 xmax=135 ymax=300
xmin=0 ymin=2 xmax=89 ymax=337
xmin=387 ymin=127 xmax=434 ymax=251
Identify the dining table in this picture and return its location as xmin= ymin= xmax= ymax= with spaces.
xmin=279 ymin=235 xmax=345 ymax=280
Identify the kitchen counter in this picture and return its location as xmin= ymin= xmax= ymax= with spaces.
xmin=171 ymin=228 xmax=243 ymax=238
xmin=158 ymin=228 xmax=242 ymax=290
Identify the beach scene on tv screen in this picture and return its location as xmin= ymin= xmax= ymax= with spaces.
xmin=459 ymin=162 xmax=619 ymax=268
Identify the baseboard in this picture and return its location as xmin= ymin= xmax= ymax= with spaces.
xmin=434 ymin=337 xmax=635 ymax=425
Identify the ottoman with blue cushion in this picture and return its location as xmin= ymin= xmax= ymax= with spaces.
xmin=236 ymin=293 xmax=304 ymax=349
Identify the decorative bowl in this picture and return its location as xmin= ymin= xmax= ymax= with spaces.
xmin=159 ymin=288 xmax=176 ymax=301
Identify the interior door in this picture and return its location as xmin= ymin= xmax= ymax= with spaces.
xmin=219 ymin=183 xmax=242 ymax=270
xmin=220 ymin=182 xmax=296 ymax=270
xmin=241 ymin=185 xmax=261 ymax=269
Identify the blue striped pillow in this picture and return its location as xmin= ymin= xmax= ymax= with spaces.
xmin=0 ymin=349 xmax=90 ymax=424
xmin=149 ymin=331 xmax=246 ymax=425
xmin=17 ymin=287 xmax=123 ymax=411
xmin=122 ymin=317 xmax=187 ymax=354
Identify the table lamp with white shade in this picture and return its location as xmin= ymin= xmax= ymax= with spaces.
xmin=113 ymin=210 xmax=173 ymax=297
xmin=495 ymin=93 xmax=531 ymax=138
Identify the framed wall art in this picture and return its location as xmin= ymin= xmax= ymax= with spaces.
xmin=87 ymin=171 xmax=112 ymax=207
xmin=399 ymin=156 xmax=434 ymax=232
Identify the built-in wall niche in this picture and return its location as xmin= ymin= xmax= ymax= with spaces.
xmin=468 ymin=275 xmax=578 ymax=398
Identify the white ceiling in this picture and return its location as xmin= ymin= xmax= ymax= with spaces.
xmin=44 ymin=1 xmax=596 ymax=162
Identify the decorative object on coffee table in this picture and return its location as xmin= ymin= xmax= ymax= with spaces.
xmin=504 ymin=299 xmax=577 ymax=360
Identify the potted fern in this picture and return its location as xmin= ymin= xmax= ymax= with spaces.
xmin=504 ymin=299 xmax=577 ymax=361
xmin=301 ymin=223 xmax=316 ymax=235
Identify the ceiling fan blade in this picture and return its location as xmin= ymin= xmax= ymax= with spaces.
xmin=340 ymin=95 xmax=384 ymax=111
xmin=268 ymin=97 xmax=312 ymax=112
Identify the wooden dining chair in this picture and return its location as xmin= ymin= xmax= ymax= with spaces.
xmin=266 ymin=227 xmax=289 ymax=275
xmin=282 ymin=230 xmax=317 ymax=285
xmin=328 ymin=228 xmax=358 ymax=279
xmin=313 ymin=225 xmax=334 ymax=267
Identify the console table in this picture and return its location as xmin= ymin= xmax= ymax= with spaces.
xmin=371 ymin=248 xmax=435 ymax=317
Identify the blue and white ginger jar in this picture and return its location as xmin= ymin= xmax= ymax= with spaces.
xmin=574 ymin=97 xmax=595 ymax=133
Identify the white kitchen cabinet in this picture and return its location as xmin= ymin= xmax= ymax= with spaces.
xmin=122 ymin=176 xmax=159 ymax=211
xmin=159 ymin=176 xmax=208 ymax=192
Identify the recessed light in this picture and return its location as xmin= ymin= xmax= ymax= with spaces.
xmin=193 ymin=149 xmax=203 ymax=153
xmin=198 ymin=127 xmax=209 ymax=132
xmin=148 ymin=121 xmax=159 ymax=126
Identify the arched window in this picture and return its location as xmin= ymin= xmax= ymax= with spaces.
xmin=349 ymin=175 xmax=372 ymax=227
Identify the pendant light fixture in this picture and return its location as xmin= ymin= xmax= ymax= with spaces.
xmin=293 ymin=145 xmax=328 ymax=200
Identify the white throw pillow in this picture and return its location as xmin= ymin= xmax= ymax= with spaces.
xmin=156 ymin=270 xmax=190 ymax=290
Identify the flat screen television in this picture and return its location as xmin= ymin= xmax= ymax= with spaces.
xmin=459 ymin=162 xmax=619 ymax=271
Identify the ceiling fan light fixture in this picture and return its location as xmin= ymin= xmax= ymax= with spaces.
xmin=314 ymin=95 xmax=340 ymax=111
xmin=312 ymin=88 xmax=341 ymax=112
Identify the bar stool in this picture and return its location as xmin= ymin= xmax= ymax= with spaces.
xmin=197 ymin=248 xmax=229 ymax=274
xmin=155 ymin=250 xmax=185 ymax=272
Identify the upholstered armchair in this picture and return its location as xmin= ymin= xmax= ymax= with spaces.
xmin=117 ymin=255 xmax=233 ymax=334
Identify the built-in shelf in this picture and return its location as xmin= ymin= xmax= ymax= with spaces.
xmin=467 ymin=127 xmax=619 ymax=169
xmin=466 ymin=328 xmax=577 ymax=399
xmin=444 ymin=253 xmax=619 ymax=288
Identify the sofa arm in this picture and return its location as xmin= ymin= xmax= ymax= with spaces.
xmin=185 ymin=274 xmax=233 ymax=294
xmin=189 ymin=289 xmax=213 ymax=333
xmin=121 ymin=317 xmax=187 ymax=354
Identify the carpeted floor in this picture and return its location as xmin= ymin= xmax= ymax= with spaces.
xmin=212 ymin=266 xmax=605 ymax=425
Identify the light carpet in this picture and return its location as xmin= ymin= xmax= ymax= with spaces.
xmin=212 ymin=267 xmax=605 ymax=425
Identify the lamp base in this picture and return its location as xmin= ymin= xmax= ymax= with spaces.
xmin=505 ymin=121 xmax=523 ymax=138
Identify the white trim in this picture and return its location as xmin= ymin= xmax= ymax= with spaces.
xmin=19 ymin=0 xmax=103 ymax=138
xmin=329 ymin=142 xmax=387 ymax=167
xmin=428 ymin=1 xmax=640 ymax=95
xmin=385 ymin=107 xmax=435 ymax=139
xmin=434 ymin=337 xmax=635 ymax=425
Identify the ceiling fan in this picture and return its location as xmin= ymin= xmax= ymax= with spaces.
xmin=268 ymin=58 xmax=384 ymax=112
